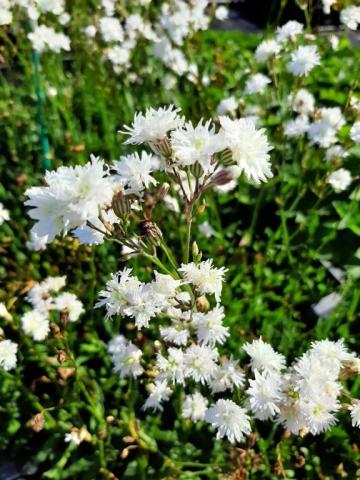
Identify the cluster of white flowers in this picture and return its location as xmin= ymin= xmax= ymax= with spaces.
xmin=103 ymin=277 xmax=360 ymax=443
xmin=25 ymin=105 xmax=273 ymax=249
xmin=21 ymin=275 xmax=84 ymax=341
xmin=243 ymin=26 xmax=357 ymax=195
xmin=4 ymin=0 xmax=71 ymax=53
xmin=245 ymin=339 xmax=360 ymax=435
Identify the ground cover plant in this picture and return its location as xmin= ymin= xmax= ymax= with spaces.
xmin=1 ymin=1 xmax=360 ymax=479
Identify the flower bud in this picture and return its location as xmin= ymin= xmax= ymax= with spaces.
xmin=112 ymin=191 xmax=131 ymax=219
xmin=189 ymin=162 xmax=204 ymax=178
xmin=196 ymin=295 xmax=210 ymax=312
xmin=139 ymin=220 xmax=163 ymax=246
xmin=211 ymin=168 xmax=234 ymax=186
xmin=149 ymin=138 xmax=172 ymax=158
xmin=158 ymin=182 xmax=170 ymax=199
xmin=220 ymin=148 xmax=234 ymax=166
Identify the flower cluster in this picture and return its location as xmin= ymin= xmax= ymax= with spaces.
xmin=216 ymin=21 xmax=358 ymax=195
xmin=25 ymin=105 xmax=273 ymax=249
xmin=101 ymin=261 xmax=360 ymax=443
xmin=22 ymin=275 xmax=84 ymax=341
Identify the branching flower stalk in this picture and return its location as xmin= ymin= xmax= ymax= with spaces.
xmin=14 ymin=104 xmax=360 ymax=446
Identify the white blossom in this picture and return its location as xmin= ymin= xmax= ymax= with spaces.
xmin=54 ymin=292 xmax=84 ymax=322
xmin=179 ymin=259 xmax=227 ymax=302
xmin=243 ymin=337 xmax=286 ymax=373
xmin=255 ymin=39 xmax=281 ymax=63
xmin=340 ymin=6 xmax=360 ymax=30
xmin=276 ymin=21 xmax=304 ymax=43
xmin=192 ymin=305 xmax=229 ymax=347
xmin=349 ymin=401 xmax=360 ymax=428
xmin=205 ymin=399 xmax=251 ymax=443
xmin=121 ymin=105 xmax=184 ymax=145
xmin=0 ymin=339 xmax=17 ymax=371
xmin=219 ymin=116 xmax=273 ymax=183
xmin=182 ymin=392 xmax=208 ymax=421
xmin=289 ymin=89 xmax=315 ymax=115
xmin=287 ymin=46 xmax=320 ymax=76
xmin=328 ymin=169 xmax=352 ymax=192
xmin=143 ymin=380 xmax=172 ymax=411
xmin=184 ymin=344 xmax=218 ymax=384
xmin=245 ymin=73 xmax=271 ymax=94
xmin=21 ymin=310 xmax=50 ymax=341
xmin=350 ymin=121 xmax=360 ymax=144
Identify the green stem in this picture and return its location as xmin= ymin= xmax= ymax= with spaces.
xmin=32 ymin=48 xmax=52 ymax=170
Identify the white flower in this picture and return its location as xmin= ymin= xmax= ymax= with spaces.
xmin=287 ymin=46 xmax=320 ymax=76
xmin=26 ymin=283 xmax=52 ymax=312
xmin=99 ymin=17 xmax=124 ymax=43
xmin=96 ymin=269 xmax=169 ymax=328
xmin=83 ymin=25 xmax=97 ymax=38
xmin=349 ymin=401 xmax=360 ymax=428
xmin=110 ymin=339 xmax=143 ymax=378
xmin=21 ymin=310 xmax=50 ymax=341
xmin=0 ymin=302 xmax=12 ymax=321
xmin=284 ymin=115 xmax=309 ymax=138
xmin=350 ymin=121 xmax=360 ymax=144
xmin=156 ymin=347 xmax=185 ymax=384
xmin=328 ymin=169 xmax=352 ymax=192
xmin=219 ymin=116 xmax=273 ymax=184
xmin=54 ymin=292 xmax=84 ymax=322
xmin=215 ymin=6 xmax=229 ymax=21
xmin=307 ymin=123 xmax=337 ymax=148
xmin=179 ymin=259 xmax=227 ymax=302
xmin=255 ymin=39 xmax=281 ymax=63
xmin=170 ymin=120 xmax=223 ymax=172
xmin=340 ymin=6 xmax=360 ymax=31
xmin=107 ymin=334 xmax=127 ymax=354
xmin=205 ymin=399 xmax=251 ymax=443
xmin=243 ymin=337 xmax=286 ymax=373
xmin=245 ymin=73 xmax=271 ymax=94
xmin=209 ymin=357 xmax=245 ymax=393
xmin=152 ymin=272 xmax=182 ymax=299
xmin=302 ymin=398 xmax=339 ymax=434
xmin=143 ymin=380 xmax=172 ymax=411
xmin=112 ymin=151 xmax=158 ymax=193
xmin=160 ymin=323 xmax=190 ymax=346
xmin=322 ymin=0 xmax=336 ymax=14
xmin=28 ymin=26 xmax=70 ymax=53
xmin=192 ymin=305 xmax=229 ymax=347
xmin=0 ymin=202 xmax=9 ymax=225
xmin=43 ymin=276 xmax=66 ymax=292
xmin=182 ymin=392 xmax=208 ymax=421
xmin=0 ymin=8 xmax=12 ymax=25
xmin=216 ymin=97 xmax=238 ymax=116
xmin=25 ymin=155 xmax=113 ymax=242
xmin=121 ymin=105 xmax=184 ymax=145
xmin=184 ymin=344 xmax=218 ymax=384
xmin=308 ymin=107 xmax=345 ymax=148
xmin=247 ymin=371 xmax=283 ymax=420
xmin=289 ymin=89 xmax=315 ymax=115
xmin=325 ymin=145 xmax=348 ymax=162
xmin=0 ymin=339 xmax=17 ymax=371
xmin=320 ymin=107 xmax=346 ymax=130
xmin=276 ymin=21 xmax=304 ymax=43
xmin=106 ymin=45 xmax=131 ymax=72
